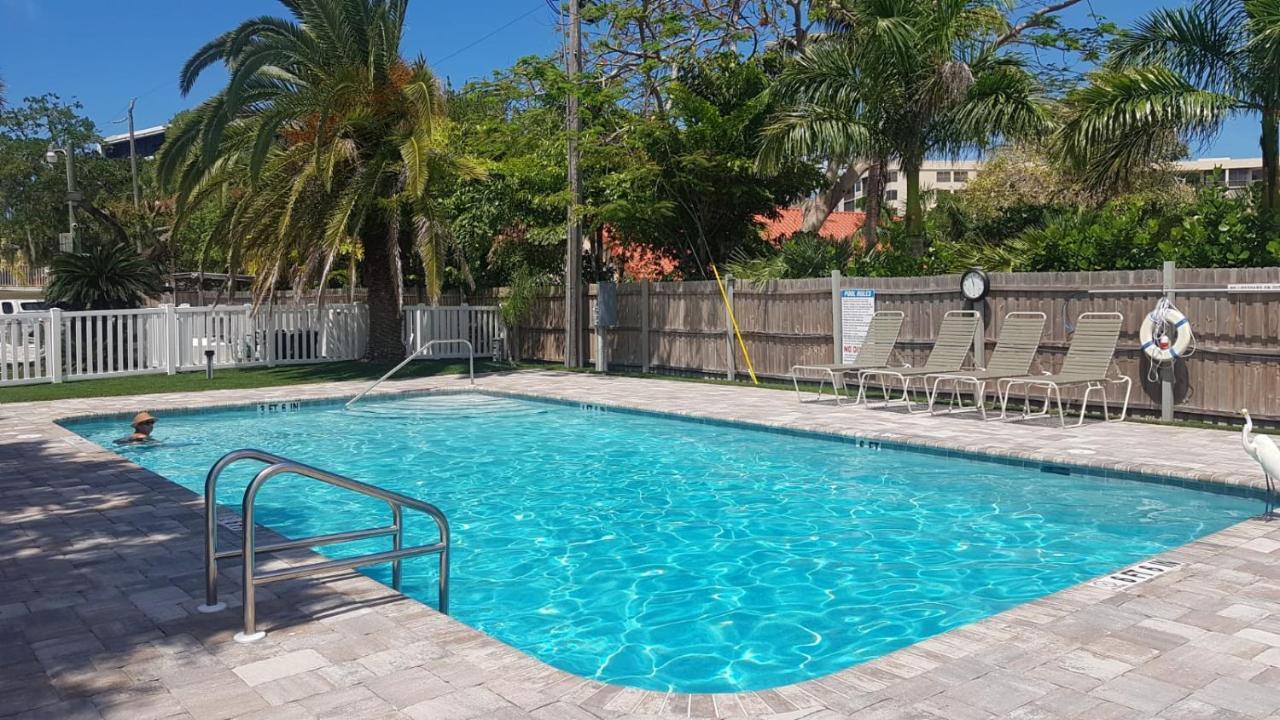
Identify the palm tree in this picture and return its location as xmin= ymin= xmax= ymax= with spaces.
xmin=1057 ymin=0 xmax=1280 ymax=218
xmin=760 ymin=0 xmax=1055 ymax=256
xmin=46 ymin=242 xmax=163 ymax=310
xmin=158 ymin=0 xmax=482 ymax=361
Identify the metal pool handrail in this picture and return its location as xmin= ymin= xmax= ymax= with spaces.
xmin=198 ymin=449 xmax=450 ymax=642
xmin=345 ymin=338 xmax=475 ymax=409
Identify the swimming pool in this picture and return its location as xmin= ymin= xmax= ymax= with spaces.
xmin=63 ymin=392 xmax=1260 ymax=693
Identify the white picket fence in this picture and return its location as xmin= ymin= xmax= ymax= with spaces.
xmin=402 ymin=304 xmax=504 ymax=359
xmin=0 ymin=303 xmax=502 ymax=388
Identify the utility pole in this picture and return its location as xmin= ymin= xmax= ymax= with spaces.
xmin=126 ymin=98 xmax=140 ymax=211
xmin=564 ymin=0 xmax=584 ymax=368
xmin=45 ymin=144 xmax=79 ymax=252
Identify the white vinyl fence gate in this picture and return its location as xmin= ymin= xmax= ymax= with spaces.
xmin=0 ymin=303 xmax=502 ymax=388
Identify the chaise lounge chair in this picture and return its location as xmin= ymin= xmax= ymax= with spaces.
xmin=923 ymin=311 xmax=1046 ymax=419
xmin=857 ymin=310 xmax=982 ymax=411
xmin=996 ymin=311 xmax=1132 ymax=427
xmin=789 ymin=310 xmax=905 ymax=405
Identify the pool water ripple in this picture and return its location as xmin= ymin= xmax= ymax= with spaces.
xmin=63 ymin=392 xmax=1259 ymax=693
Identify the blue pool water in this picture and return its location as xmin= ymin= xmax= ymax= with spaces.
xmin=63 ymin=392 xmax=1260 ymax=692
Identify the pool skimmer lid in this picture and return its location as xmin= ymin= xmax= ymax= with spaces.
xmin=1090 ymin=558 xmax=1184 ymax=591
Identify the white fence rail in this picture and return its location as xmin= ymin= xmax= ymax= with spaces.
xmin=403 ymin=305 xmax=503 ymax=359
xmin=0 ymin=313 xmax=54 ymax=386
xmin=61 ymin=308 xmax=168 ymax=381
xmin=1 ymin=303 xmax=502 ymax=388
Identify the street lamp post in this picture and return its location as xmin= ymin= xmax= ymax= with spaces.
xmin=45 ymin=144 xmax=80 ymax=252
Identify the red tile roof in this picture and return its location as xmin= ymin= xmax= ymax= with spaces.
xmin=602 ymin=207 xmax=868 ymax=281
xmin=756 ymin=207 xmax=867 ymax=244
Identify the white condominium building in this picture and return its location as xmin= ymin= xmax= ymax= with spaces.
xmin=837 ymin=159 xmax=985 ymax=213
xmin=836 ymin=156 xmax=1266 ymax=214
xmin=1174 ymin=157 xmax=1265 ymax=189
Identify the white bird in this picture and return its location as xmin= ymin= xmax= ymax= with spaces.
xmin=1242 ymin=408 xmax=1280 ymax=499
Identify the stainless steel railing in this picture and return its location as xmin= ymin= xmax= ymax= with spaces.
xmin=198 ymin=449 xmax=450 ymax=642
xmin=345 ymin=338 xmax=475 ymax=409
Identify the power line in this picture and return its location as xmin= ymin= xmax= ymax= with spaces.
xmin=432 ymin=3 xmax=548 ymax=68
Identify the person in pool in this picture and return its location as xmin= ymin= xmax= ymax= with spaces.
xmin=116 ymin=412 xmax=158 ymax=444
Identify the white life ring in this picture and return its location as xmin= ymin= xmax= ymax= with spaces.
xmin=1140 ymin=307 xmax=1191 ymax=361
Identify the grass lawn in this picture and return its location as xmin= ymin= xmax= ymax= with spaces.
xmin=0 ymin=359 xmax=510 ymax=404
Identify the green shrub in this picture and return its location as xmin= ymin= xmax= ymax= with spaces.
xmin=906 ymin=185 xmax=1279 ymax=276
xmin=46 ymin=241 xmax=163 ymax=310
xmin=728 ymin=231 xmax=852 ymax=281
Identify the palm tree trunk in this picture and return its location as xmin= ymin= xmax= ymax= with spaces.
xmin=903 ymin=155 xmax=926 ymax=256
xmin=1261 ymin=104 xmax=1279 ymax=222
xmin=802 ymin=160 xmax=869 ymax=234
xmin=862 ymin=160 xmax=885 ymax=250
xmin=362 ymin=227 xmax=405 ymax=362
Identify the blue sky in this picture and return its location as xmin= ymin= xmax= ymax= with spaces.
xmin=0 ymin=0 xmax=1259 ymax=156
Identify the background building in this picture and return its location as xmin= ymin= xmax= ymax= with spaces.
xmin=1174 ymin=157 xmax=1264 ymax=190
xmin=98 ymin=125 xmax=168 ymax=159
xmin=838 ymin=159 xmax=985 ymax=213
xmin=836 ymin=156 xmax=1267 ymax=214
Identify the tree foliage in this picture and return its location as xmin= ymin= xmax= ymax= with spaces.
xmin=761 ymin=0 xmax=1058 ymax=255
xmin=158 ymin=0 xmax=483 ymax=361
xmin=597 ymin=53 xmax=820 ymax=276
xmin=0 ymin=94 xmax=135 ymax=266
xmin=45 ymin=241 xmax=164 ymax=310
xmin=1057 ymin=0 xmax=1280 ymax=214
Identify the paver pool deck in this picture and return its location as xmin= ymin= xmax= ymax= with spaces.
xmin=4 ymin=370 xmax=1280 ymax=720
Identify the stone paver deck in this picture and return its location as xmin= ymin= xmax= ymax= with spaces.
xmin=3 ymin=370 xmax=1280 ymax=719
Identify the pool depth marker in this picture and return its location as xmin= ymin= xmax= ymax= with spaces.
xmin=1090 ymin=558 xmax=1184 ymax=591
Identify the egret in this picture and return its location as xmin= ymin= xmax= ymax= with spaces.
xmin=1242 ymin=408 xmax=1280 ymax=501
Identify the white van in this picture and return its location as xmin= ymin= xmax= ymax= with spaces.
xmin=0 ymin=298 xmax=47 ymax=315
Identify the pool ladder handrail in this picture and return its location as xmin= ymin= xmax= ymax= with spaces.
xmin=198 ymin=449 xmax=450 ymax=643
xmin=345 ymin=338 xmax=475 ymax=409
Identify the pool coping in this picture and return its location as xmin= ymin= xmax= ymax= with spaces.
xmin=5 ymin=370 xmax=1280 ymax=719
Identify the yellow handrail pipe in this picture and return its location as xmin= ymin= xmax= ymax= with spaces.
xmin=709 ymin=263 xmax=758 ymax=385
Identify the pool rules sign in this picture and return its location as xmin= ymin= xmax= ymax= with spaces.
xmin=840 ymin=289 xmax=876 ymax=363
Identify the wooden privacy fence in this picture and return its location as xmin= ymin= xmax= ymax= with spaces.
xmin=511 ymin=266 xmax=1280 ymax=422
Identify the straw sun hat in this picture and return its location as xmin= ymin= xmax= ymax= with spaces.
xmin=132 ymin=412 xmax=157 ymax=428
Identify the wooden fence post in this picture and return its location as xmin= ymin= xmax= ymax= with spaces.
xmin=640 ymin=280 xmax=651 ymax=373
xmin=724 ymin=274 xmax=737 ymax=381
xmin=48 ymin=308 xmax=63 ymax=384
xmin=831 ymin=269 xmax=842 ymax=364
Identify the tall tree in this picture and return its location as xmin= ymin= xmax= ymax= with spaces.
xmin=0 ymin=94 xmax=135 ymax=266
xmin=158 ymin=0 xmax=481 ymax=361
xmin=1057 ymin=0 xmax=1280 ymax=219
xmin=600 ymin=53 xmax=820 ymax=275
xmin=585 ymin=0 xmax=820 ymax=114
xmin=761 ymin=0 xmax=1081 ymax=249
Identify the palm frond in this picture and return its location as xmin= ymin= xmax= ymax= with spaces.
xmin=1057 ymin=66 xmax=1241 ymax=188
